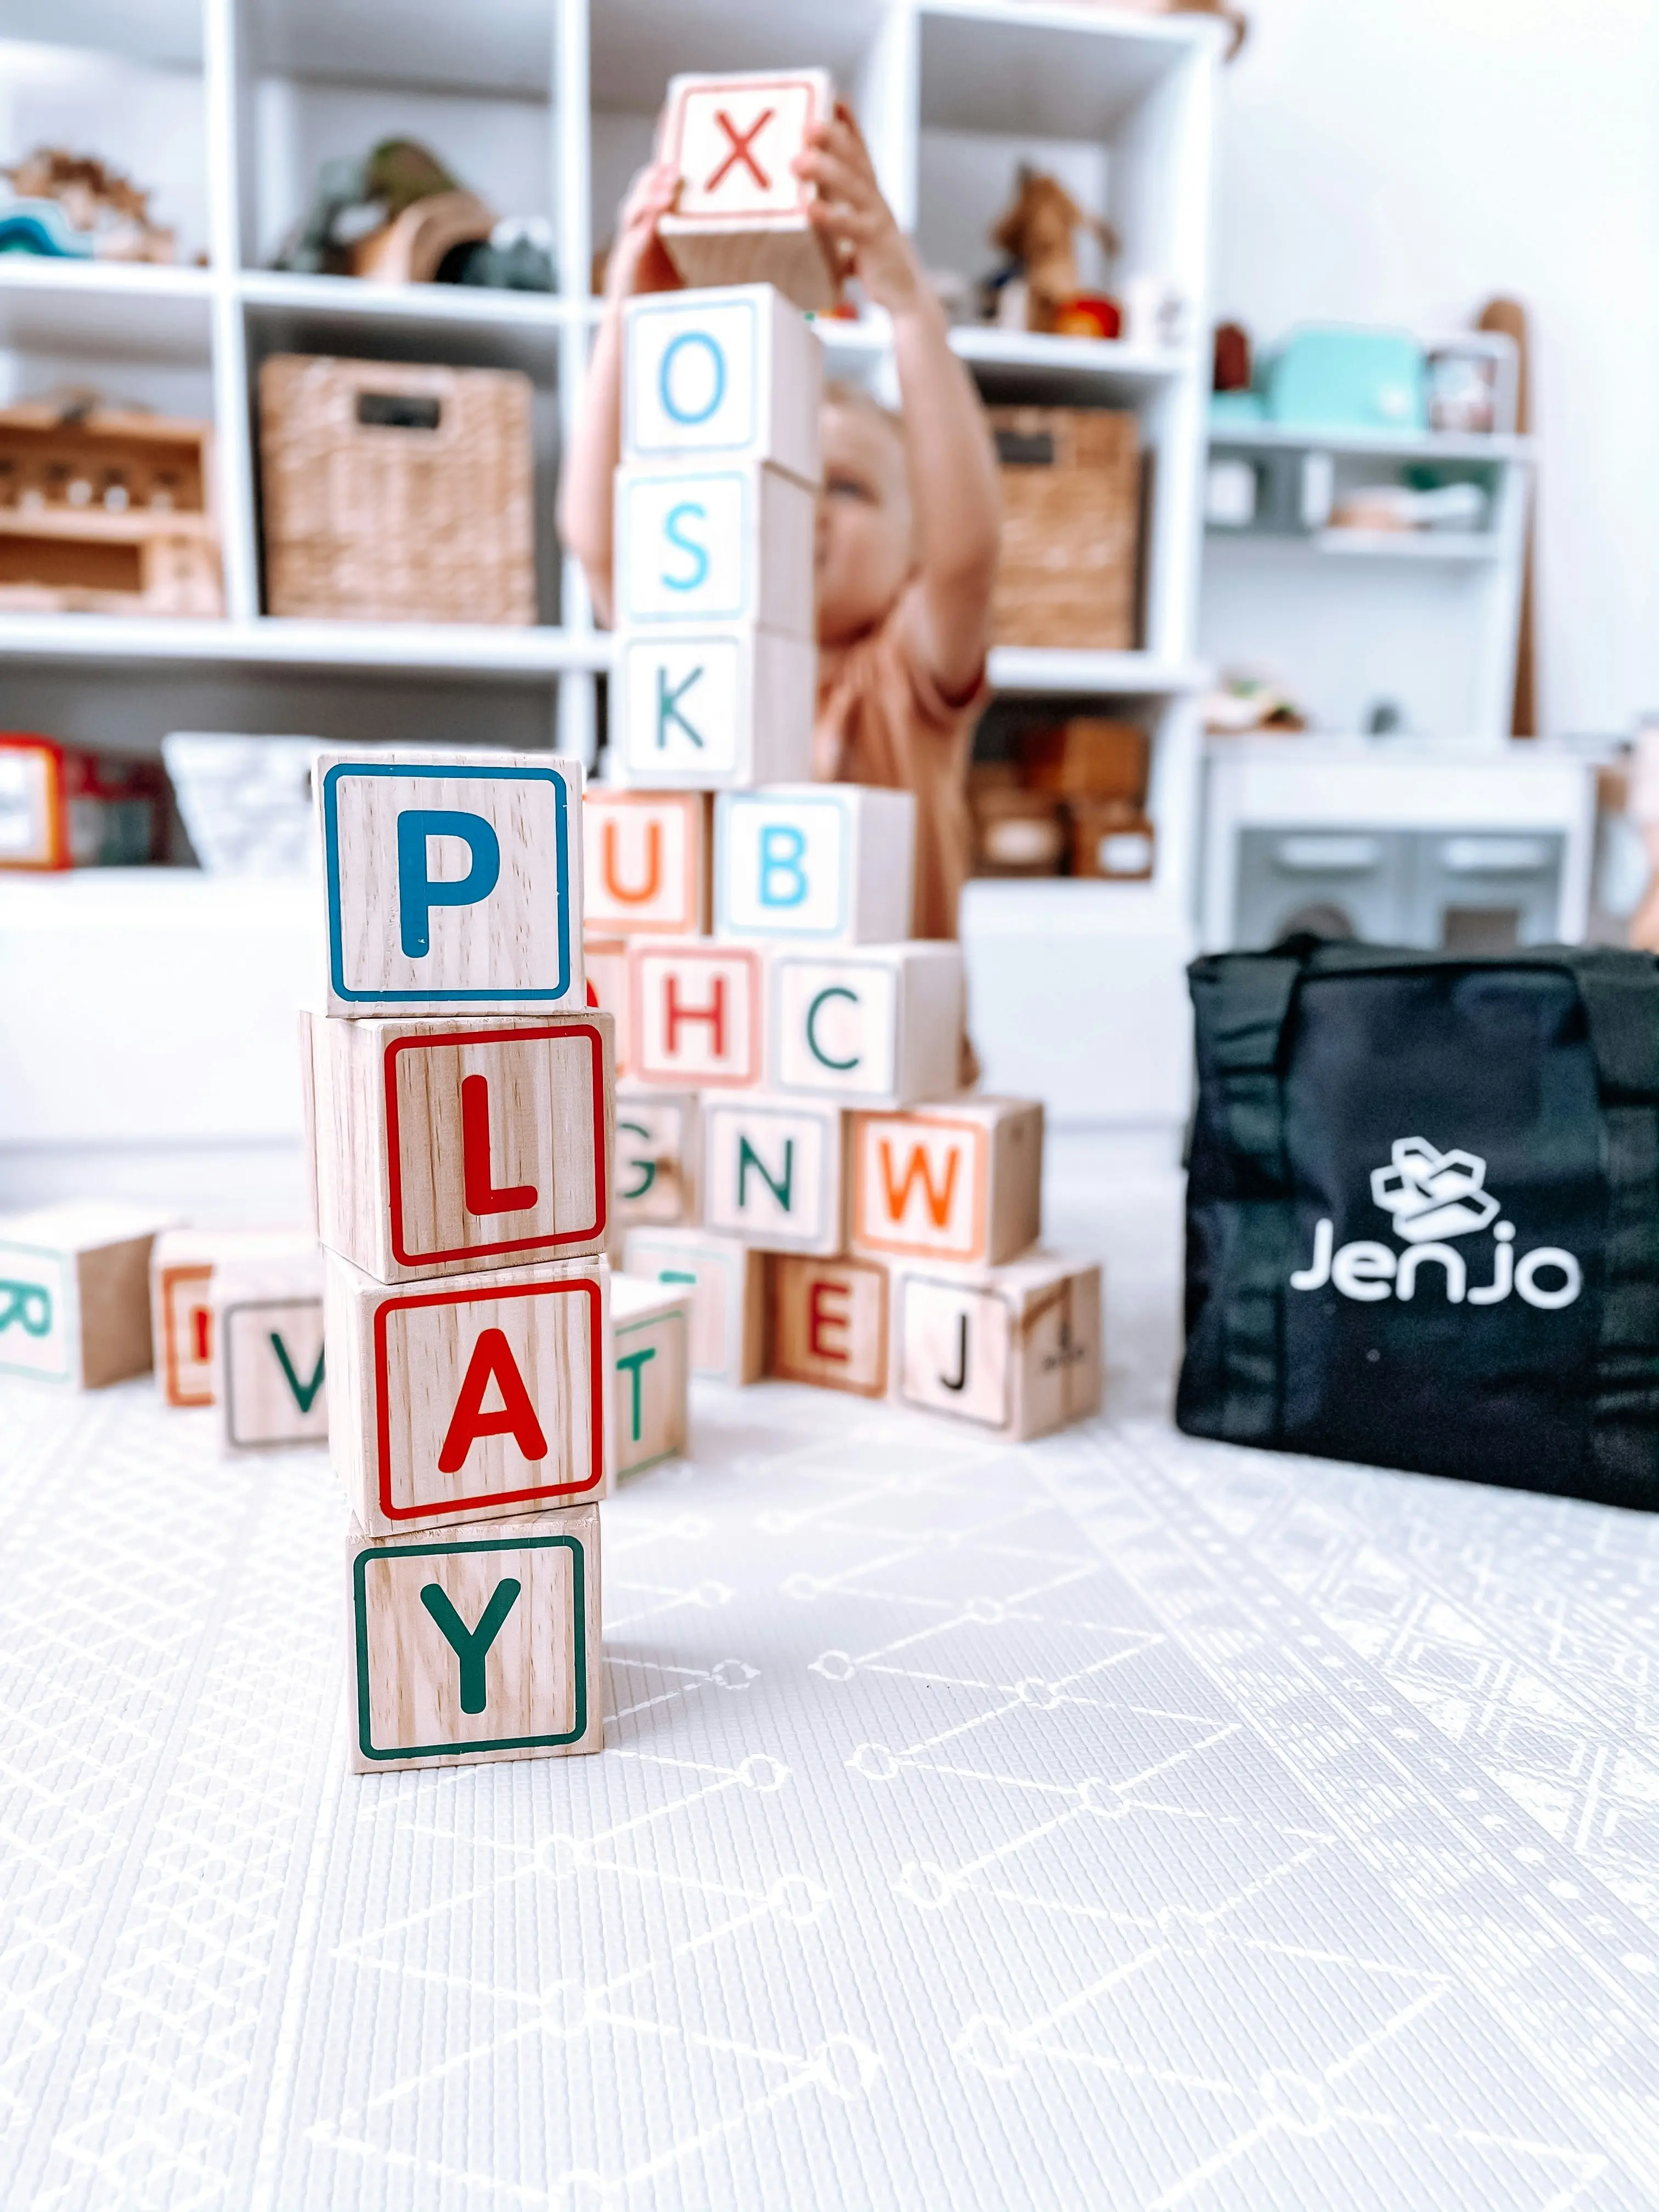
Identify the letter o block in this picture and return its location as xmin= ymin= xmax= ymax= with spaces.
xmin=622 ymin=286 xmax=822 ymax=486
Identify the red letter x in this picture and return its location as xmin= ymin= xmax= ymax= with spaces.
xmin=706 ymin=107 xmax=775 ymax=193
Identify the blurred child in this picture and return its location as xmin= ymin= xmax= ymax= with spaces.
xmin=559 ymin=106 xmax=1001 ymax=981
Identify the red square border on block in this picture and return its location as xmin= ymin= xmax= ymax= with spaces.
xmin=372 ymin=1273 xmax=605 ymax=1522
xmin=381 ymin=1023 xmax=608 ymax=1269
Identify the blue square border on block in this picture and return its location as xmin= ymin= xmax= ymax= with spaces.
xmin=323 ymin=762 xmax=572 ymax=1004
xmin=353 ymin=1530 xmax=588 ymax=1761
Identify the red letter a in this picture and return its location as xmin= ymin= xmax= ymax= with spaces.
xmin=438 ymin=1327 xmax=549 ymax=1473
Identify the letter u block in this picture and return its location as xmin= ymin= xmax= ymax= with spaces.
xmin=305 ymin=1009 xmax=613 ymax=1284
xmin=769 ymin=943 xmax=964 ymax=1107
xmin=614 ymin=1084 xmax=699 ymax=1230
xmin=701 ymin=1094 xmax=846 ymax=1255
xmin=212 ymin=1248 xmax=327 ymax=1451
xmin=622 ymin=284 xmax=821 ymax=487
xmin=766 ymin=1254 xmax=888 ymax=1396
xmin=890 ymin=1254 xmax=1102 ymax=1440
xmin=611 ymin=624 xmax=816 ymax=792
xmin=628 ymin=939 xmax=764 ymax=1090
xmin=0 ymin=1200 xmax=171 ymax=1389
xmin=582 ymin=788 xmax=710 ymax=936
xmin=325 ymin=1249 xmax=611 ymax=1539
xmin=316 ymin=750 xmax=585 ymax=1018
xmin=347 ymin=1504 xmax=602 ymax=1771
xmin=715 ymin=786 xmax=916 ymax=943
xmin=849 ymin=1098 xmax=1044 ymax=1268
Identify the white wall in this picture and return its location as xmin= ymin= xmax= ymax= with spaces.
xmin=1211 ymin=0 xmax=1659 ymax=738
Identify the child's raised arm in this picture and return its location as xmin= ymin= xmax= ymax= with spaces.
xmin=557 ymin=159 xmax=682 ymax=629
xmin=794 ymin=109 xmax=1001 ymax=696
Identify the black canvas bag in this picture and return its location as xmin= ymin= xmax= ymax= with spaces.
xmin=1178 ymin=939 xmax=1659 ymax=1509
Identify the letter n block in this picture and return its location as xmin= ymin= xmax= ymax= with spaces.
xmin=213 ymin=1249 xmax=327 ymax=1451
xmin=611 ymin=626 xmax=816 ymax=792
xmin=656 ymin=70 xmax=839 ymax=310
xmin=611 ymin=1272 xmax=692 ymax=1475
xmin=347 ymin=1505 xmax=601 ymax=1772
xmin=0 ymin=1200 xmax=171 ymax=1388
xmin=767 ymin=1254 xmax=887 ymax=1397
xmin=769 ymin=943 xmax=964 ymax=1107
xmin=849 ymin=1099 xmax=1044 ymax=1268
xmin=583 ymin=789 xmax=710 ymax=936
xmin=622 ymin=1226 xmax=764 ymax=1385
xmin=715 ymin=786 xmax=916 ymax=943
xmin=701 ymin=1094 xmax=845 ymax=1254
xmin=317 ymin=750 xmax=585 ymax=1018
xmin=891 ymin=1255 xmax=1102 ymax=1440
xmin=306 ymin=1009 xmax=613 ymax=1283
xmin=614 ymin=1084 xmax=699 ymax=1229
xmin=629 ymin=939 xmax=764 ymax=1090
xmin=325 ymin=1249 xmax=611 ymax=1539
xmin=622 ymin=284 xmax=822 ymax=486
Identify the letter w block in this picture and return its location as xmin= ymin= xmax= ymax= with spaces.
xmin=849 ymin=1099 xmax=1045 ymax=1269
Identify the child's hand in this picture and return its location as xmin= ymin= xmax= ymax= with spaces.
xmin=604 ymin=159 xmax=682 ymax=303
xmin=793 ymin=106 xmax=926 ymax=317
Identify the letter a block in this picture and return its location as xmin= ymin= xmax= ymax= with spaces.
xmin=715 ymin=786 xmax=916 ymax=943
xmin=623 ymin=1226 xmax=764 ymax=1385
xmin=701 ymin=1094 xmax=846 ymax=1255
xmin=657 ymin=70 xmax=839 ymax=311
xmin=614 ymin=1084 xmax=699 ymax=1229
xmin=213 ymin=1250 xmax=328 ymax=1450
xmin=317 ymin=750 xmax=584 ymax=1017
xmin=325 ymin=1249 xmax=610 ymax=1538
xmin=849 ymin=1098 xmax=1044 ymax=1268
xmin=348 ymin=1505 xmax=601 ymax=1771
xmin=622 ymin=284 xmax=822 ymax=486
xmin=151 ymin=1227 xmax=319 ymax=1407
xmin=770 ymin=943 xmax=964 ymax=1107
xmin=611 ymin=625 xmax=816 ymax=792
xmin=766 ymin=1254 xmax=888 ymax=1397
xmin=611 ymin=1272 xmax=692 ymax=1475
xmin=629 ymin=939 xmax=764 ymax=1089
xmin=306 ymin=1009 xmax=613 ymax=1283
xmin=614 ymin=461 xmax=814 ymax=635
xmin=582 ymin=788 xmax=710 ymax=936
xmin=0 ymin=1201 xmax=172 ymax=1387
xmin=891 ymin=1254 xmax=1102 ymax=1440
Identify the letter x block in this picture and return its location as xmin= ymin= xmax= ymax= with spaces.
xmin=657 ymin=70 xmax=839 ymax=311
xmin=611 ymin=624 xmax=816 ymax=793
xmin=849 ymin=1098 xmax=1044 ymax=1268
xmin=622 ymin=284 xmax=822 ymax=486
xmin=766 ymin=1254 xmax=888 ymax=1397
xmin=212 ymin=1249 xmax=327 ymax=1451
xmin=316 ymin=750 xmax=585 ymax=1018
xmin=890 ymin=1254 xmax=1102 ymax=1440
xmin=151 ymin=1227 xmax=320 ymax=1407
xmin=701 ymin=1094 xmax=846 ymax=1255
xmin=582 ymin=788 xmax=710 ymax=937
xmin=769 ymin=942 xmax=964 ymax=1107
xmin=715 ymin=786 xmax=916 ymax=943
xmin=0 ymin=1200 xmax=172 ymax=1387
xmin=613 ymin=461 xmax=814 ymax=636
xmin=611 ymin=1271 xmax=692 ymax=1475
xmin=614 ymin=1083 xmax=699 ymax=1230
xmin=347 ymin=1504 xmax=601 ymax=1771
xmin=306 ymin=1009 xmax=613 ymax=1283
xmin=628 ymin=939 xmax=764 ymax=1090
xmin=623 ymin=1226 xmax=764 ymax=1385
xmin=325 ymin=1249 xmax=611 ymax=1539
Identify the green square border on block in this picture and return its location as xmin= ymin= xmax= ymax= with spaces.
xmin=353 ymin=1531 xmax=588 ymax=1762
xmin=615 ymin=1307 xmax=688 ymax=1476
xmin=0 ymin=1239 xmax=71 ymax=1382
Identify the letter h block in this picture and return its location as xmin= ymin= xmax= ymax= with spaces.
xmin=627 ymin=939 xmax=764 ymax=1091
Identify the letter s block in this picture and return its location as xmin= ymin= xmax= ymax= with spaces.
xmin=325 ymin=1249 xmax=611 ymax=1540
xmin=613 ymin=461 xmax=814 ymax=636
xmin=317 ymin=751 xmax=584 ymax=1017
xmin=622 ymin=284 xmax=822 ymax=486
xmin=628 ymin=939 xmax=764 ymax=1089
xmin=770 ymin=943 xmax=964 ymax=1107
xmin=715 ymin=786 xmax=916 ymax=943
xmin=583 ymin=788 xmax=710 ymax=936
xmin=347 ymin=1504 xmax=601 ymax=1772
xmin=766 ymin=1254 xmax=888 ymax=1396
xmin=0 ymin=1200 xmax=171 ymax=1389
xmin=849 ymin=1098 xmax=1043 ymax=1268
xmin=891 ymin=1254 xmax=1102 ymax=1440
xmin=701 ymin=1094 xmax=846 ymax=1255
xmin=611 ymin=624 xmax=816 ymax=793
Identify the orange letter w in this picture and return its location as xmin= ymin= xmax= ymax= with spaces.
xmin=878 ymin=1139 xmax=958 ymax=1229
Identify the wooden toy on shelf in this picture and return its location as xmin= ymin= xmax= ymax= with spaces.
xmin=150 ymin=1228 xmax=319 ymax=1408
xmin=628 ymin=938 xmax=765 ymax=1089
xmin=714 ymin=785 xmax=916 ymax=943
xmin=582 ymin=789 xmax=712 ymax=936
xmin=614 ymin=1086 xmax=700 ymax=1231
xmin=701 ymin=1094 xmax=847 ymax=1256
xmin=766 ymin=1253 xmax=889 ymax=1397
xmin=768 ymin=942 xmax=964 ymax=1107
xmin=889 ymin=1252 xmax=1102 ymax=1439
xmin=656 ymin=71 xmax=839 ymax=311
xmin=611 ymin=1271 xmax=693 ymax=1475
xmin=986 ymin=168 xmax=1118 ymax=336
xmin=0 ymin=1200 xmax=172 ymax=1388
xmin=623 ymin=1225 xmax=765 ymax=1386
xmin=0 ymin=733 xmax=165 ymax=870
xmin=849 ymin=1098 xmax=1044 ymax=1269
xmin=212 ymin=1248 xmax=328 ymax=1451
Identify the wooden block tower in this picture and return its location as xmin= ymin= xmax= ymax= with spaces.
xmin=308 ymin=749 xmax=610 ymax=1771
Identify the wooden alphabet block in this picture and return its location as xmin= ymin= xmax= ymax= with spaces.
xmin=611 ymin=623 xmax=816 ymax=792
xmin=622 ymin=284 xmax=822 ymax=486
xmin=769 ymin=942 xmax=964 ymax=1107
xmin=583 ymin=937 xmax=631 ymax=1076
xmin=151 ymin=1227 xmax=319 ymax=1407
xmin=212 ymin=1249 xmax=327 ymax=1451
xmin=614 ymin=1083 xmax=699 ymax=1228
xmin=611 ymin=1271 xmax=692 ymax=1474
xmin=849 ymin=1098 xmax=1043 ymax=1268
xmin=0 ymin=1200 xmax=172 ymax=1387
xmin=628 ymin=938 xmax=764 ymax=1090
xmin=622 ymin=1225 xmax=764 ymax=1385
xmin=304 ymin=1007 xmax=613 ymax=1284
xmin=613 ymin=461 xmax=814 ymax=636
xmin=715 ymin=785 xmax=916 ymax=943
xmin=701 ymin=1094 xmax=845 ymax=1255
xmin=891 ymin=1253 xmax=1102 ymax=1439
xmin=315 ymin=749 xmax=585 ymax=1018
xmin=657 ymin=70 xmax=839 ymax=311
xmin=582 ymin=788 xmax=710 ymax=936
xmin=325 ymin=1248 xmax=610 ymax=1538
xmin=766 ymin=1253 xmax=887 ymax=1396
xmin=347 ymin=1504 xmax=601 ymax=1772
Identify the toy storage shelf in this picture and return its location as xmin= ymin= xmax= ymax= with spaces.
xmin=1210 ymin=422 xmax=1534 ymax=465
xmin=986 ymin=646 xmax=1204 ymax=695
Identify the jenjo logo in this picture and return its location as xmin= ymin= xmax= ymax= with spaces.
xmin=1289 ymin=1136 xmax=1582 ymax=1310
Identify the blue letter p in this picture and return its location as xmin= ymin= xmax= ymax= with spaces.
xmin=397 ymin=809 xmax=500 ymax=958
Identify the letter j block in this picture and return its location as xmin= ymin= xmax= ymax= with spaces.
xmin=317 ymin=750 xmax=585 ymax=1017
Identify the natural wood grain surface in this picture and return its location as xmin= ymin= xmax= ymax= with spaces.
xmin=714 ymin=786 xmax=916 ymax=945
xmin=583 ymin=789 xmax=711 ymax=936
xmin=629 ymin=939 xmax=765 ymax=1089
xmin=891 ymin=1252 xmax=1102 ymax=1439
xmin=611 ymin=1273 xmax=693 ymax=1475
xmin=656 ymin=71 xmax=838 ymax=313
xmin=611 ymin=623 xmax=817 ymax=791
xmin=150 ymin=1228 xmax=318 ymax=1408
xmin=614 ymin=1086 xmax=700 ymax=1229
xmin=766 ymin=1254 xmax=889 ymax=1397
xmin=849 ymin=1098 xmax=1043 ymax=1267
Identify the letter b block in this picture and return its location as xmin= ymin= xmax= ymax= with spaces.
xmin=702 ymin=1094 xmax=846 ymax=1255
xmin=317 ymin=751 xmax=584 ymax=1017
xmin=891 ymin=1254 xmax=1102 ymax=1440
xmin=612 ymin=625 xmax=816 ymax=792
xmin=629 ymin=939 xmax=764 ymax=1089
xmin=715 ymin=786 xmax=916 ymax=943
xmin=348 ymin=1506 xmax=601 ymax=1771
xmin=622 ymin=285 xmax=821 ymax=487
xmin=849 ymin=1098 xmax=1044 ymax=1268
xmin=767 ymin=1254 xmax=888 ymax=1396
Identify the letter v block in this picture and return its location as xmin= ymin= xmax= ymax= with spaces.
xmin=325 ymin=1249 xmax=611 ymax=1538
xmin=611 ymin=625 xmax=816 ymax=792
xmin=891 ymin=1253 xmax=1102 ymax=1440
xmin=629 ymin=939 xmax=764 ymax=1090
xmin=305 ymin=1009 xmax=613 ymax=1283
xmin=702 ymin=1094 xmax=846 ymax=1255
xmin=317 ymin=750 xmax=584 ymax=1017
xmin=212 ymin=1248 xmax=328 ymax=1450
xmin=766 ymin=1254 xmax=888 ymax=1396
xmin=347 ymin=1504 xmax=602 ymax=1771
xmin=716 ymin=786 xmax=916 ymax=943
xmin=770 ymin=943 xmax=964 ymax=1107
xmin=151 ymin=1227 xmax=320 ymax=1407
xmin=849 ymin=1098 xmax=1044 ymax=1268
xmin=656 ymin=71 xmax=839 ymax=311
xmin=582 ymin=788 xmax=710 ymax=936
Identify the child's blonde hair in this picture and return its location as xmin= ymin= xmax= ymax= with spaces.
xmin=823 ymin=376 xmax=906 ymax=447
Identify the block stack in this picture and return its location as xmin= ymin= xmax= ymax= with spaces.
xmin=303 ymin=750 xmax=615 ymax=1772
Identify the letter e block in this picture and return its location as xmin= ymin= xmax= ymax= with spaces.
xmin=614 ymin=462 xmax=814 ymax=636
xmin=348 ymin=1505 xmax=601 ymax=1771
xmin=849 ymin=1098 xmax=1043 ymax=1268
xmin=583 ymin=788 xmax=710 ymax=936
xmin=611 ymin=1272 xmax=692 ymax=1474
xmin=892 ymin=1254 xmax=1102 ymax=1439
xmin=0 ymin=1201 xmax=171 ymax=1388
xmin=629 ymin=939 xmax=764 ymax=1089
xmin=716 ymin=786 xmax=915 ymax=943
xmin=767 ymin=1254 xmax=887 ymax=1396
xmin=622 ymin=1226 xmax=764 ymax=1385
xmin=657 ymin=71 xmax=839 ymax=310
xmin=317 ymin=750 xmax=584 ymax=1017
xmin=213 ymin=1249 xmax=327 ymax=1449
xmin=770 ymin=943 xmax=964 ymax=1106
xmin=611 ymin=625 xmax=816 ymax=792
xmin=614 ymin=1085 xmax=699 ymax=1228
xmin=702 ymin=1094 xmax=845 ymax=1254
xmin=622 ymin=284 xmax=822 ymax=485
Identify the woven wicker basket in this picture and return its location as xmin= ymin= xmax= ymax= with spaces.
xmin=259 ymin=354 xmax=535 ymax=624
xmin=989 ymin=406 xmax=1140 ymax=651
